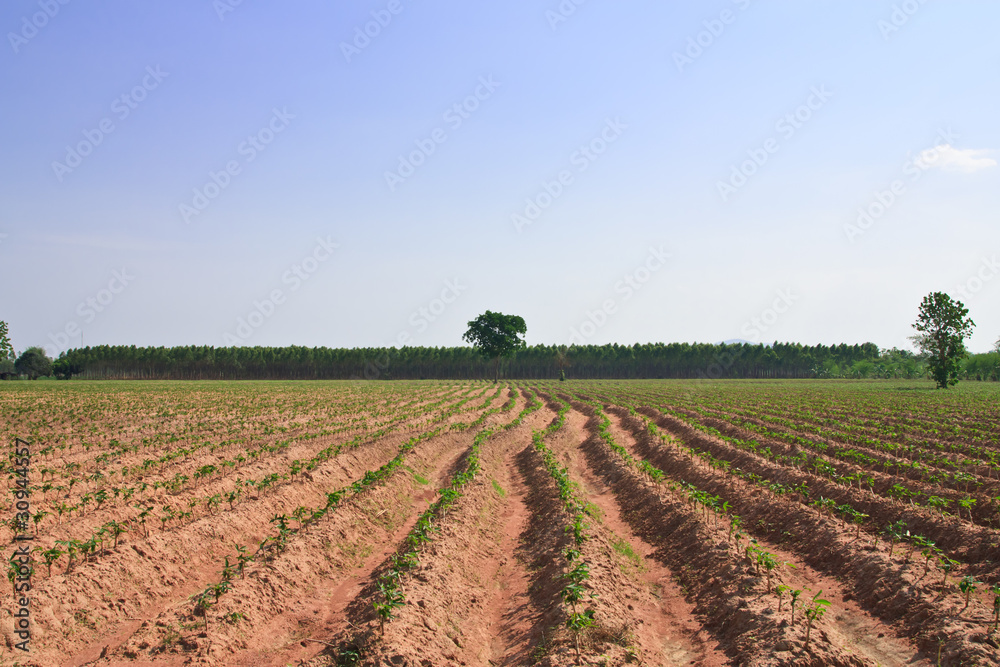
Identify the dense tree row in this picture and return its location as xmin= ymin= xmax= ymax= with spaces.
xmin=45 ymin=342 xmax=892 ymax=381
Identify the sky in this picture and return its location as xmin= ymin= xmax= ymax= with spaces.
xmin=1 ymin=0 xmax=998 ymax=359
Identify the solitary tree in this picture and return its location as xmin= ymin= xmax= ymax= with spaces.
xmin=462 ymin=311 xmax=527 ymax=383
xmin=0 ymin=321 xmax=14 ymax=378
xmin=15 ymin=347 xmax=53 ymax=380
xmin=912 ymin=292 xmax=975 ymax=389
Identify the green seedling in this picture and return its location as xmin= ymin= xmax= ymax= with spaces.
xmin=32 ymin=510 xmax=49 ymax=535
xmin=210 ymin=580 xmax=230 ymax=602
xmin=235 ymin=545 xmax=251 ymax=578
xmin=921 ymin=543 xmax=941 ymax=578
xmin=939 ymin=557 xmax=959 ymax=589
xmin=850 ymin=510 xmax=868 ymax=540
xmin=58 ymin=539 xmax=80 ymax=573
xmin=776 ymin=584 xmax=790 ymax=613
xmin=135 ymin=505 xmax=153 ymax=537
xmin=883 ymin=520 xmax=907 ymax=558
xmin=803 ymin=591 xmax=830 ymax=651
xmin=789 ymin=588 xmax=804 ymax=625
xmin=562 ymin=565 xmax=597 ymax=661
xmin=926 ymin=495 xmax=950 ymax=516
xmin=42 ymin=546 xmax=64 ymax=577
xmin=959 ymin=575 xmax=980 ymax=611
xmin=292 ymin=505 xmax=311 ymax=528
xmin=194 ymin=595 xmax=213 ymax=628
xmin=958 ymin=496 xmax=976 ymax=521
xmin=7 ymin=556 xmax=26 ymax=585
xmin=104 ymin=519 xmax=128 ymax=549
xmin=373 ymin=582 xmax=406 ymax=637
xmin=728 ymin=515 xmax=742 ymax=542
xmin=566 ymin=608 xmax=596 ymax=660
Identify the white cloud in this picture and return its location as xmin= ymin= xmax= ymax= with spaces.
xmin=917 ymin=144 xmax=997 ymax=173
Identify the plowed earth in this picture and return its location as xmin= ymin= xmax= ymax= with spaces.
xmin=2 ymin=379 xmax=997 ymax=665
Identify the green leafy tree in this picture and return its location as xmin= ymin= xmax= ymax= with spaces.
xmin=15 ymin=346 xmax=53 ymax=380
xmin=0 ymin=321 xmax=14 ymax=378
xmin=462 ymin=311 xmax=527 ymax=383
xmin=912 ymin=292 xmax=975 ymax=389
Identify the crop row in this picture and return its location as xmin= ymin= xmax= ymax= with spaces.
xmin=18 ymin=385 xmax=501 ymax=574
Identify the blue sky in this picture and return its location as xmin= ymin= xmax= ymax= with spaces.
xmin=1 ymin=0 xmax=998 ymax=358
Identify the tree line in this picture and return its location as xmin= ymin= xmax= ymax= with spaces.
xmin=33 ymin=341 xmax=906 ymax=380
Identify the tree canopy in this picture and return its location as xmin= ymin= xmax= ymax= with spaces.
xmin=15 ymin=346 xmax=53 ymax=380
xmin=462 ymin=311 xmax=528 ymax=382
xmin=912 ymin=292 xmax=975 ymax=389
xmin=0 ymin=321 xmax=14 ymax=378
xmin=0 ymin=321 xmax=13 ymax=360
xmin=38 ymin=341 xmax=923 ymax=381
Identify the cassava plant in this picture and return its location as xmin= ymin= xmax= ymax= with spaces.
xmin=42 ymin=546 xmax=63 ymax=577
xmin=883 ymin=521 xmax=906 ymax=558
xmin=959 ymin=575 xmax=980 ymax=612
xmin=562 ymin=559 xmax=596 ymax=661
xmin=922 ymin=543 xmax=941 ymax=578
xmin=803 ymin=591 xmax=830 ymax=651
xmin=789 ymin=588 xmax=804 ymax=625
xmin=939 ymin=557 xmax=959 ymax=589
xmin=194 ymin=595 xmax=212 ymax=628
xmin=776 ymin=584 xmax=790 ymax=613
xmin=372 ymin=580 xmax=405 ymax=638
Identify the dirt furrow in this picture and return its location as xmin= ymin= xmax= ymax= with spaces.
xmin=107 ymin=425 xmax=480 ymax=664
xmin=595 ymin=404 xmax=931 ymax=667
xmin=627 ymin=401 xmax=1000 ymax=576
xmin=524 ymin=395 xmax=843 ymax=665
xmin=292 ymin=394 xmax=545 ymax=666
xmin=614 ymin=404 xmax=995 ymax=665
xmin=28 ymin=396 xmax=491 ymax=665
xmin=542 ymin=402 xmax=726 ymax=666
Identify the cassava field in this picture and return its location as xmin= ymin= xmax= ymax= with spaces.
xmin=2 ymin=379 xmax=1000 ymax=666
